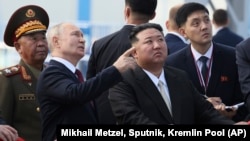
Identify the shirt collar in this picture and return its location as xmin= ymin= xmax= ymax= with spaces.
xmin=143 ymin=68 xmax=167 ymax=86
xmin=191 ymin=43 xmax=213 ymax=62
xmin=52 ymin=57 xmax=76 ymax=73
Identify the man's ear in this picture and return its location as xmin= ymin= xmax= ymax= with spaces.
xmin=165 ymin=20 xmax=170 ymax=30
xmin=14 ymin=41 xmax=21 ymax=53
xmin=179 ymin=27 xmax=187 ymax=39
xmin=52 ymin=36 xmax=59 ymax=47
xmin=124 ymin=6 xmax=130 ymax=19
xmin=131 ymin=46 xmax=137 ymax=59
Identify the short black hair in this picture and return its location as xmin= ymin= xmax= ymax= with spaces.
xmin=213 ymin=9 xmax=228 ymax=25
xmin=175 ymin=2 xmax=209 ymax=27
xmin=125 ymin=0 xmax=157 ymax=15
xmin=129 ymin=23 xmax=163 ymax=43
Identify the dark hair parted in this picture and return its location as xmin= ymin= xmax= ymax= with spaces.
xmin=129 ymin=23 xmax=163 ymax=43
xmin=213 ymin=9 xmax=228 ymax=25
xmin=175 ymin=2 xmax=209 ymax=28
xmin=125 ymin=0 xmax=157 ymax=15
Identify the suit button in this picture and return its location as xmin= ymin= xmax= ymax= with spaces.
xmin=36 ymin=107 xmax=40 ymax=112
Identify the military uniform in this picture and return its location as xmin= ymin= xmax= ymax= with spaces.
xmin=0 ymin=5 xmax=49 ymax=141
xmin=0 ymin=117 xmax=5 ymax=124
xmin=0 ymin=60 xmax=42 ymax=141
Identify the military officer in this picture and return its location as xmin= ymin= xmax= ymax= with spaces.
xmin=0 ymin=5 xmax=49 ymax=141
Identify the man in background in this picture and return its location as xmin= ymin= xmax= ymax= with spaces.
xmin=166 ymin=2 xmax=247 ymax=122
xmin=212 ymin=9 xmax=243 ymax=47
xmin=86 ymin=0 xmax=157 ymax=124
xmin=236 ymin=38 xmax=250 ymax=120
xmin=165 ymin=4 xmax=188 ymax=55
xmin=0 ymin=5 xmax=49 ymax=141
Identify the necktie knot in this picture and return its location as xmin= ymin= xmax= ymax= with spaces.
xmin=158 ymin=80 xmax=164 ymax=87
xmin=199 ymin=56 xmax=208 ymax=64
xmin=75 ymin=69 xmax=84 ymax=82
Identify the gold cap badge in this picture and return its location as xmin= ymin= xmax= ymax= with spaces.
xmin=26 ymin=9 xmax=35 ymax=17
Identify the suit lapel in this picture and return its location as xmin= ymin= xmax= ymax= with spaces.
xmin=184 ymin=47 xmax=205 ymax=93
xmin=164 ymin=68 xmax=183 ymax=124
xmin=206 ymin=44 xmax=222 ymax=97
xmin=134 ymin=67 xmax=174 ymax=123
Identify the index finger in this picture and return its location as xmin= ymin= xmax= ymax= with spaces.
xmin=122 ymin=46 xmax=135 ymax=57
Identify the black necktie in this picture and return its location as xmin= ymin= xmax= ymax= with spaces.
xmin=199 ymin=56 xmax=208 ymax=83
xmin=75 ymin=69 xmax=84 ymax=82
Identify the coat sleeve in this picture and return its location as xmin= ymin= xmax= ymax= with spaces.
xmin=236 ymin=40 xmax=250 ymax=119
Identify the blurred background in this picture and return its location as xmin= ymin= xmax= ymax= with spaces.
xmin=1 ymin=0 xmax=250 ymax=76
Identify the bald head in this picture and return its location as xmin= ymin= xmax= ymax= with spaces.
xmin=166 ymin=4 xmax=183 ymax=31
xmin=169 ymin=4 xmax=183 ymax=21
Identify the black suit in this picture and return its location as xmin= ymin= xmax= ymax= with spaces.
xmin=165 ymin=33 xmax=188 ymax=55
xmin=236 ymin=38 xmax=250 ymax=120
xmin=87 ymin=25 xmax=134 ymax=124
xmin=109 ymin=65 xmax=235 ymax=124
xmin=213 ymin=27 xmax=243 ymax=47
xmin=166 ymin=43 xmax=247 ymax=121
xmin=37 ymin=60 xmax=122 ymax=140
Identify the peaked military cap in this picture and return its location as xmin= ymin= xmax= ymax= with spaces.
xmin=4 ymin=5 xmax=49 ymax=47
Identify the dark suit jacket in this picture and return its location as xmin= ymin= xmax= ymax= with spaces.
xmin=0 ymin=117 xmax=5 ymax=124
xmin=37 ymin=60 xmax=122 ymax=141
xmin=165 ymin=43 xmax=247 ymax=121
xmin=212 ymin=27 xmax=243 ymax=47
xmin=87 ymin=25 xmax=134 ymax=124
xmin=0 ymin=60 xmax=42 ymax=141
xmin=109 ymin=65 xmax=235 ymax=124
xmin=236 ymin=38 xmax=250 ymax=120
xmin=165 ymin=33 xmax=188 ymax=55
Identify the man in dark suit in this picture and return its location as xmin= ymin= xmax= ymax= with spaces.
xmin=165 ymin=4 xmax=188 ymax=55
xmin=212 ymin=9 xmax=243 ymax=47
xmin=165 ymin=2 xmax=247 ymax=122
xmin=108 ymin=22 xmax=248 ymax=125
xmin=86 ymin=0 xmax=157 ymax=124
xmin=236 ymin=38 xmax=250 ymax=120
xmin=36 ymin=22 xmax=136 ymax=141
xmin=0 ymin=5 xmax=49 ymax=141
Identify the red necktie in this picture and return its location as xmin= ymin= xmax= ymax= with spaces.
xmin=75 ymin=69 xmax=84 ymax=82
xmin=75 ymin=69 xmax=95 ymax=109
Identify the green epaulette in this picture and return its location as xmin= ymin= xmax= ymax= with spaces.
xmin=0 ymin=65 xmax=21 ymax=77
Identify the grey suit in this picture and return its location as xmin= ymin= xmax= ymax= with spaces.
xmin=236 ymin=38 xmax=250 ymax=120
